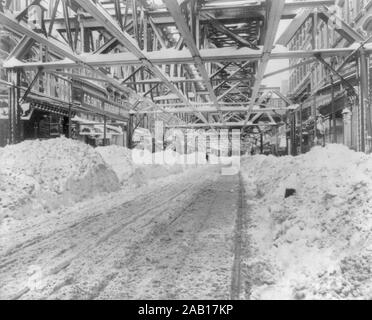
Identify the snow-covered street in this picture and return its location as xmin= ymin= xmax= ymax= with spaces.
xmin=4 ymin=0 xmax=372 ymax=305
xmin=1 ymin=139 xmax=372 ymax=300
xmin=0 ymin=164 xmax=242 ymax=300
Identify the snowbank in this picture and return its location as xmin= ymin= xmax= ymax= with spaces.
xmin=0 ymin=138 xmax=120 ymax=217
xmin=96 ymin=145 xmax=186 ymax=186
xmin=96 ymin=145 xmax=237 ymax=187
xmin=0 ymin=138 xmax=231 ymax=220
xmin=240 ymin=144 xmax=372 ymax=300
xmin=96 ymin=145 xmax=137 ymax=184
xmin=0 ymin=138 xmax=209 ymax=216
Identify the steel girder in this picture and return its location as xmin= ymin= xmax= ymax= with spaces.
xmin=74 ymin=0 xmax=210 ymax=125
xmin=5 ymin=46 xmax=361 ymax=70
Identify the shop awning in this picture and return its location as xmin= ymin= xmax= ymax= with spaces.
xmin=28 ymin=95 xmax=75 ymax=117
xmin=79 ymin=125 xmax=102 ymax=136
xmin=94 ymin=125 xmax=122 ymax=135
xmin=317 ymin=93 xmax=346 ymax=117
xmin=72 ymin=115 xmax=97 ymax=125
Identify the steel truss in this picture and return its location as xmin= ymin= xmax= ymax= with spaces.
xmin=0 ymin=0 xmax=370 ymax=148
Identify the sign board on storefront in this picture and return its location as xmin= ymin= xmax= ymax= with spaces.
xmin=72 ymin=79 xmax=129 ymax=119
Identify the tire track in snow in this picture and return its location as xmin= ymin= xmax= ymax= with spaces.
xmin=2 ymin=182 xmax=178 ymax=257
xmin=230 ymin=174 xmax=246 ymax=300
xmin=99 ymin=174 xmax=237 ymax=300
xmin=94 ymin=180 xmax=218 ymax=299
xmin=2 ymin=169 xmax=216 ymax=300
xmin=44 ymin=177 xmax=213 ymax=299
xmin=1 ymin=179 xmax=183 ymax=268
xmin=62 ymin=181 xmax=210 ymax=300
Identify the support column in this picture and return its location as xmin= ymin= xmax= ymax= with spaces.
xmin=359 ymin=47 xmax=371 ymax=153
xmin=285 ymin=114 xmax=289 ymax=155
xmin=127 ymin=113 xmax=134 ymax=149
xmin=329 ymin=74 xmax=336 ymax=144
xmin=313 ymin=95 xmax=318 ymax=146
xmin=299 ymin=103 xmax=303 ymax=154
xmin=312 ymin=9 xmax=318 ymax=148
xmin=8 ymin=84 xmax=15 ymax=144
xmin=8 ymin=69 xmax=21 ymax=144
xmin=260 ymin=130 xmax=263 ymax=154
xmin=290 ymin=112 xmax=297 ymax=156
xmin=342 ymin=100 xmax=352 ymax=148
xmin=329 ymin=117 xmax=332 ymax=143
xmin=68 ymin=103 xmax=72 ymax=138
xmin=103 ymin=115 xmax=107 ymax=146
xmin=67 ymin=80 xmax=72 ymax=138
xmin=274 ymin=126 xmax=279 ymax=156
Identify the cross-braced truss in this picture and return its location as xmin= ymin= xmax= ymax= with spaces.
xmin=0 ymin=0 xmax=356 ymax=132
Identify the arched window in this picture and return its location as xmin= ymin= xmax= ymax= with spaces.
xmin=28 ymin=5 xmax=43 ymax=30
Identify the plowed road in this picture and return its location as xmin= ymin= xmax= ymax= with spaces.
xmin=0 ymin=167 xmax=244 ymax=299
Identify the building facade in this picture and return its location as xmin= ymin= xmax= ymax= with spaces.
xmin=278 ymin=0 xmax=372 ymax=154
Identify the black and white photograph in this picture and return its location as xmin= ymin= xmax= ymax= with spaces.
xmin=0 ymin=0 xmax=371 ymax=304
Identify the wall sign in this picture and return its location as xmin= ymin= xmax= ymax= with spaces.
xmin=72 ymin=79 xmax=129 ymax=118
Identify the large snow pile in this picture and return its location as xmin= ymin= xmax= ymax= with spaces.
xmin=0 ymin=138 xmax=120 ymax=217
xmin=0 ymin=138 xmax=227 ymax=220
xmin=240 ymin=144 xmax=372 ymax=300
xmin=96 ymin=145 xmax=137 ymax=184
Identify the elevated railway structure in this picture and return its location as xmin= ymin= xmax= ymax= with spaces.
xmin=0 ymin=0 xmax=371 ymax=152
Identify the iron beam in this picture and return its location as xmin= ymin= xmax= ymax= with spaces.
xmin=4 ymin=46 xmax=362 ymax=69
xmin=164 ymin=0 xmax=223 ymax=122
xmin=75 ymin=0 xmax=209 ymax=125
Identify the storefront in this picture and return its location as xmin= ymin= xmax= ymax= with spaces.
xmin=71 ymin=79 xmax=129 ymax=147
xmin=0 ymin=94 xmax=9 ymax=146
xmin=72 ymin=115 xmax=126 ymax=147
xmin=318 ymin=92 xmax=348 ymax=146
xmin=21 ymin=96 xmax=76 ymax=141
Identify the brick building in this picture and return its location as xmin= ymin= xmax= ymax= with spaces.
xmin=277 ymin=0 xmax=372 ymax=153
